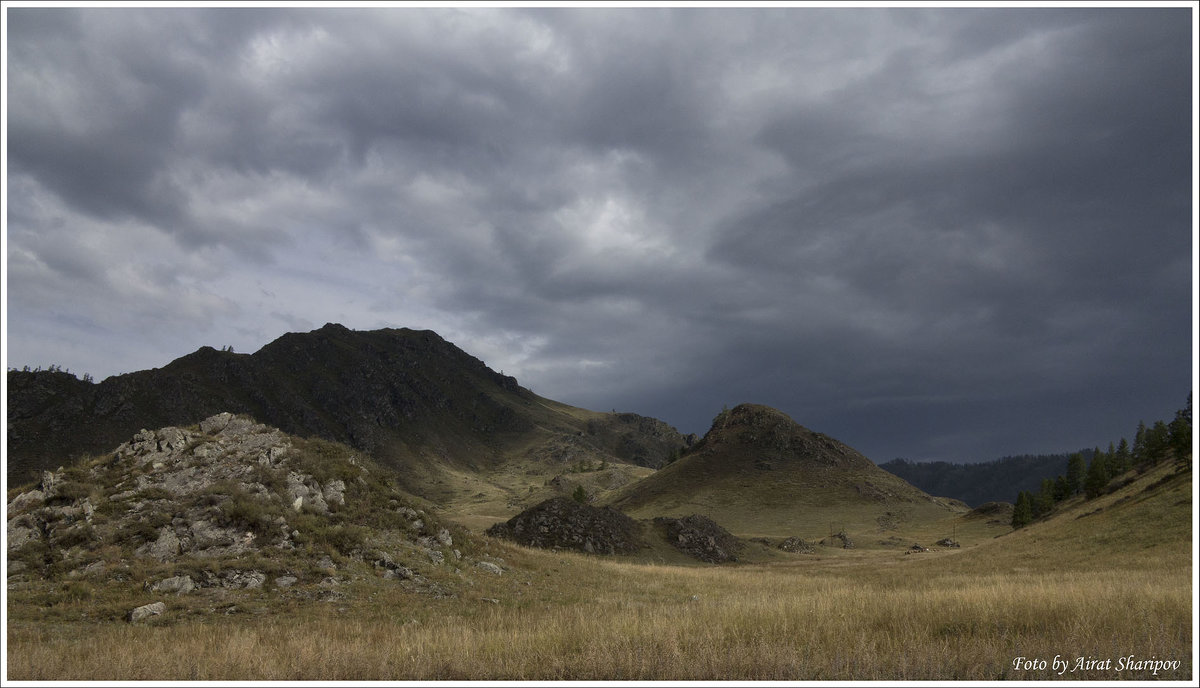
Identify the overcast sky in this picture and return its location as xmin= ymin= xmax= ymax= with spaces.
xmin=4 ymin=5 xmax=1194 ymax=463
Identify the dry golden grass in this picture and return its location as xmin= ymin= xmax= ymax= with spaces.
xmin=7 ymin=546 xmax=1192 ymax=681
xmin=7 ymin=463 xmax=1192 ymax=681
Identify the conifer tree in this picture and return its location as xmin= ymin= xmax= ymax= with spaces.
xmin=1066 ymin=453 xmax=1086 ymax=495
xmin=1115 ymin=438 xmax=1132 ymax=474
xmin=1084 ymin=452 xmax=1109 ymax=499
xmin=1012 ymin=491 xmax=1033 ymax=529
xmin=1053 ymin=475 xmax=1071 ymax=502
xmin=1170 ymin=394 xmax=1192 ymax=472
xmin=1033 ymin=478 xmax=1055 ymax=518
xmin=1133 ymin=421 xmax=1148 ymax=463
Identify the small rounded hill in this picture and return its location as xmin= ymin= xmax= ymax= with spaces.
xmin=606 ymin=403 xmax=965 ymax=536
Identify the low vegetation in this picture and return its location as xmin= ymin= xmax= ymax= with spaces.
xmin=7 ymin=459 xmax=1191 ymax=681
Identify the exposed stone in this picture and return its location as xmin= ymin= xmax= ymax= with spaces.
xmin=8 ymin=490 xmax=45 ymax=515
xmin=935 ymin=538 xmax=961 ymax=548
xmin=199 ymin=412 xmax=235 ymax=435
xmin=128 ymin=601 xmax=165 ymax=623
xmin=228 ymin=570 xmax=267 ymax=589
xmin=486 ymin=497 xmax=645 ymax=555
xmin=475 ymin=561 xmax=503 ymax=575
xmin=820 ymin=531 xmax=855 ymax=549
xmin=7 ymin=519 xmax=39 ymax=550
xmin=149 ymin=575 xmax=196 ymax=595
xmin=654 ymin=514 xmax=743 ymax=564
xmin=436 ymin=528 xmax=453 ymax=547
xmin=190 ymin=520 xmax=236 ymax=550
xmin=778 ymin=536 xmax=815 ymax=554
xmin=322 ymin=480 xmax=346 ymax=507
xmin=136 ymin=527 xmax=181 ymax=561
xmin=274 ymin=575 xmax=298 ymax=588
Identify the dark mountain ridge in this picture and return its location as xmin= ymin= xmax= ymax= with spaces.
xmin=878 ymin=453 xmax=1086 ymax=507
xmin=6 ymin=324 xmax=690 ymax=490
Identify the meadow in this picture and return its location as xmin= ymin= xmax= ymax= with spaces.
xmin=6 ymin=461 xmax=1193 ymax=681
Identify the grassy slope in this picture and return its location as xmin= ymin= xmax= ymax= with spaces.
xmin=8 ymin=460 xmax=1191 ymax=680
xmin=605 ymin=404 xmax=971 ymax=544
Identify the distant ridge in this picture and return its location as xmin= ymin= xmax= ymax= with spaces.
xmin=6 ymin=324 xmax=690 ymax=492
xmin=878 ymin=454 xmax=1079 ymax=507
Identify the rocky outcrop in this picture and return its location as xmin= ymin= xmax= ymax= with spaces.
xmin=778 ymin=536 xmax=815 ymax=554
xmin=128 ymin=601 xmax=165 ymax=623
xmin=653 ymin=514 xmax=743 ymax=564
xmin=5 ymin=413 xmax=459 ymax=589
xmin=485 ymin=497 xmax=645 ymax=555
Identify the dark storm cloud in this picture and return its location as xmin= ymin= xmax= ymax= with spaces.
xmin=4 ymin=7 xmax=1192 ymax=462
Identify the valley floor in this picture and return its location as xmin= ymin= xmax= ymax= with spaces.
xmin=6 ymin=463 xmax=1194 ymax=681
xmin=7 ymin=538 xmax=1192 ymax=681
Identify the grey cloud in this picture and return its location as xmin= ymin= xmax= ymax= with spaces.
xmin=4 ymin=7 xmax=1191 ymax=463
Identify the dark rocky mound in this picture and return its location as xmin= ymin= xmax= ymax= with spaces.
xmin=486 ymin=497 xmax=645 ymax=555
xmin=653 ymin=514 xmax=743 ymax=563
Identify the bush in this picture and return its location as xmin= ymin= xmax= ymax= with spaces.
xmin=219 ymin=492 xmax=280 ymax=538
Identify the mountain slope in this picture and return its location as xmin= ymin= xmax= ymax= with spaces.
xmin=6 ymin=324 xmax=691 ymax=500
xmin=607 ymin=403 xmax=967 ymax=539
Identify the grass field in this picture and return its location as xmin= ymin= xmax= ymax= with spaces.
xmin=6 ymin=463 xmax=1193 ymax=681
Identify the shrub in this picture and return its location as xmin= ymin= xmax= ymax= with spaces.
xmin=218 ymin=492 xmax=280 ymax=538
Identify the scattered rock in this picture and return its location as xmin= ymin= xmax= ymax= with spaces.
xmin=778 ymin=536 xmax=815 ymax=554
xmin=475 ymin=561 xmax=503 ymax=575
xmin=149 ymin=575 xmax=195 ymax=595
xmin=820 ymin=531 xmax=854 ymax=549
xmin=935 ymin=538 xmax=960 ymax=548
xmin=128 ymin=601 xmax=165 ymax=623
xmin=654 ymin=514 xmax=743 ymax=563
xmin=906 ymin=543 xmax=929 ymax=554
xmin=7 ymin=490 xmax=45 ymax=515
xmin=274 ymin=575 xmax=298 ymax=588
xmin=136 ymin=527 xmax=181 ymax=561
xmin=322 ymin=480 xmax=346 ymax=507
xmin=436 ymin=528 xmax=453 ymax=547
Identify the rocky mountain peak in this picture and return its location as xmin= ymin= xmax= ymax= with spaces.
xmin=695 ymin=403 xmax=873 ymax=470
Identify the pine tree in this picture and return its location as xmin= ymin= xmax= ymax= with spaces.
xmin=1170 ymin=394 xmax=1192 ymax=473
xmin=1066 ymin=453 xmax=1086 ymax=495
xmin=1033 ymin=479 xmax=1055 ymax=518
xmin=1053 ymin=475 xmax=1071 ymax=502
xmin=1012 ymin=491 xmax=1033 ymax=529
xmin=1146 ymin=421 xmax=1170 ymax=464
xmin=1084 ymin=453 xmax=1109 ymax=499
xmin=1133 ymin=421 xmax=1148 ymax=464
xmin=572 ymin=485 xmax=587 ymax=503
xmin=1114 ymin=438 xmax=1132 ymax=474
